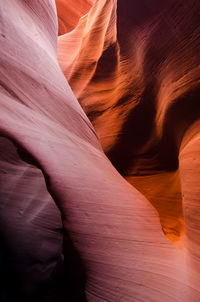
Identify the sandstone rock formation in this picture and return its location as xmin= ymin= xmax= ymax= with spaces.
xmin=56 ymin=0 xmax=93 ymax=35
xmin=0 ymin=0 xmax=200 ymax=301
xmin=57 ymin=0 xmax=200 ymax=245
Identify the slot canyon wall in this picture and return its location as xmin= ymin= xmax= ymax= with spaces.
xmin=0 ymin=0 xmax=200 ymax=301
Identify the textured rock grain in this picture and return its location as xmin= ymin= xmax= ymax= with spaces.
xmin=1 ymin=0 xmax=200 ymax=301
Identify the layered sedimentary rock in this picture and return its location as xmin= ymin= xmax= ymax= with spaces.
xmin=57 ymin=0 xmax=200 ymax=245
xmin=1 ymin=0 xmax=200 ymax=301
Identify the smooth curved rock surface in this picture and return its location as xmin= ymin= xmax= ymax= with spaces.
xmin=0 ymin=137 xmax=63 ymax=300
xmin=57 ymin=0 xmax=200 ymax=243
xmin=56 ymin=0 xmax=93 ymax=35
xmin=1 ymin=0 xmax=200 ymax=301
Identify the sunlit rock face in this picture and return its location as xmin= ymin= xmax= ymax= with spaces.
xmin=1 ymin=0 xmax=200 ymax=301
xmin=57 ymin=0 xmax=200 ymax=244
xmin=56 ymin=0 xmax=93 ymax=35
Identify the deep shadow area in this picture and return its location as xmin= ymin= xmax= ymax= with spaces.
xmin=158 ymin=84 xmax=200 ymax=169
xmin=42 ymin=229 xmax=87 ymax=302
xmin=0 ymin=139 xmax=87 ymax=302
xmin=106 ymin=84 xmax=156 ymax=175
xmin=0 ymin=231 xmax=87 ymax=302
xmin=106 ymin=84 xmax=200 ymax=176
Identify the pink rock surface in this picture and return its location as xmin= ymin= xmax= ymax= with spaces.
xmin=1 ymin=0 xmax=200 ymax=301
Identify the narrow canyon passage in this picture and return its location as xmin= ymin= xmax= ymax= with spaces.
xmin=0 ymin=0 xmax=200 ymax=301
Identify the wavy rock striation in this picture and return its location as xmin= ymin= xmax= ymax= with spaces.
xmin=0 ymin=0 xmax=200 ymax=301
xmin=57 ymin=0 xmax=200 ymax=245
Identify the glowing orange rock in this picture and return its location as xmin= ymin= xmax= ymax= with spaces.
xmin=1 ymin=0 xmax=200 ymax=301
xmin=56 ymin=0 xmax=93 ymax=35
xmin=57 ymin=0 xmax=200 ymax=245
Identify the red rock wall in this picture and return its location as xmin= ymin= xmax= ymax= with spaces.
xmin=56 ymin=0 xmax=93 ymax=35
xmin=1 ymin=0 xmax=200 ymax=301
xmin=57 ymin=0 xmax=200 ymax=245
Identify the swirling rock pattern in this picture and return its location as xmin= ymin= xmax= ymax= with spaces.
xmin=0 ymin=0 xmax=200 ymax=301
xmin=57 ymin=0 xmax=200 ymax=244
